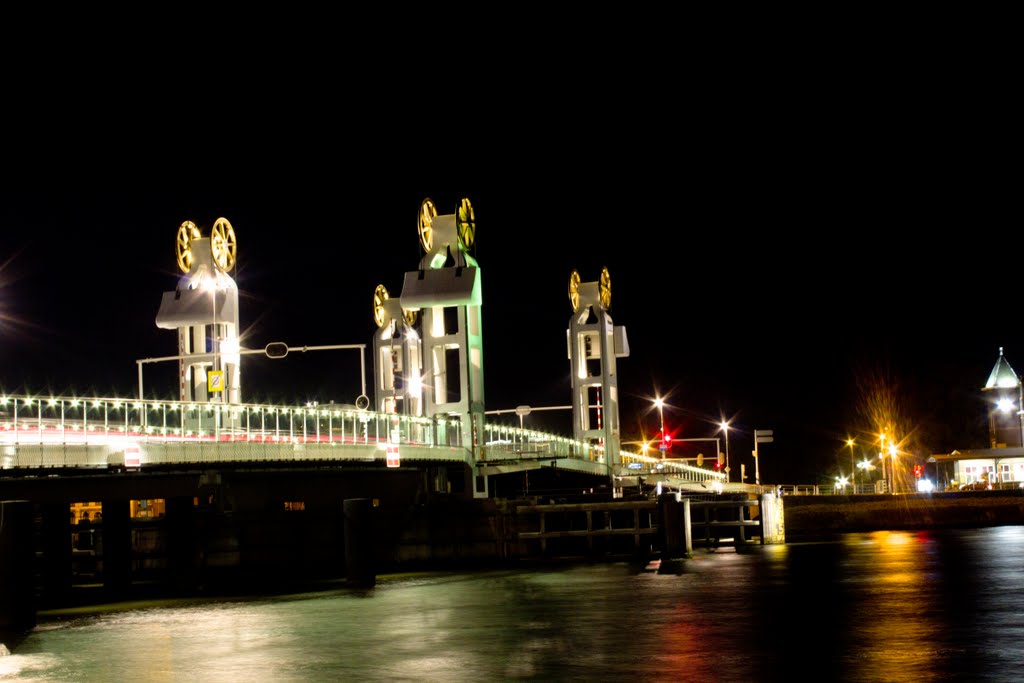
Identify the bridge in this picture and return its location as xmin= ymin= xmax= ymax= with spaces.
xmin=0 ymin=199 xmax=736 ymax=629
xmin=3 ymin=198 xmax=727 ymax=497
xmin=0 ymin=394 xmax=722 ymax=491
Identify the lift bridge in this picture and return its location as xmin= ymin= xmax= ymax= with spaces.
xmin=0 ymin=200 xmax=724 ymax=498
xmin=0 ymin=395 xmax=716 ymax=486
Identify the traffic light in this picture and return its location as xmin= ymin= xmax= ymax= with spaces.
xmin=914 ymin=465 xmax=924 ymax=478
xmin=662 ymin=434 xmax=672 ymax=449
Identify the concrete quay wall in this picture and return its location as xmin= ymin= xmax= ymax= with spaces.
xmin=782 ymin=490 xmax=1024 ymax=539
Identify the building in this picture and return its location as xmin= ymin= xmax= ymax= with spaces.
xmin=932 ymin=348 xmax=1024 ymax=489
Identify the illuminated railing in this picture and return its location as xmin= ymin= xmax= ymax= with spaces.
xmin=0 ymin=394 xmax=724 ymax=482
xmin=483 ymin=423 xmax=725 ymax=482
xmin=0 ymin=395 xmax=460 ymax=449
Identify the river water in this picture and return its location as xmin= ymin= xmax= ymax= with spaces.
xmin=3 ymin=526 xmax=1024 ymax=682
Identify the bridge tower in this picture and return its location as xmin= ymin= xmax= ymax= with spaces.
xmin=399 ymin=198 xmax=487 ymax=497
xmin=567 ymin=267 xmax=629 ymax=479
xmin=155 ymin=218 xmax=241 ymax=404
xmin=371 ymin=283 xmax=423 ymax=416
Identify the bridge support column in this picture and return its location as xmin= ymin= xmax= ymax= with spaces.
xmin=343 ymin=498 xmax=376 ymax=587
xmin=758 ymin=492 xmax=785 ymax=544
xmin=166 ymin=496 xmax=198 ymax=592
xmin=101 ymin=499 xmax=132 ymax=597
xmin=0 ymin=500 xmax=36 ymax=632
xmin=40 ymin=502 xmax=72 ymax=605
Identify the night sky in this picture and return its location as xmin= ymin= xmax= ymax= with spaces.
xmin=0 ymin=58 xmax=1016 ymax=484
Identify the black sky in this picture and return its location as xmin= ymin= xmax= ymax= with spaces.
xmin=0 ymin=40 xmax=1017 ymax=484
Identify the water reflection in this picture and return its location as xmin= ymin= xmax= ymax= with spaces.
xmin=4 ymin=527 xmax=1024 ymax=681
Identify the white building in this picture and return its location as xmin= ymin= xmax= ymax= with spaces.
xmin=932 ymin=348 xmax=1024 ymax=489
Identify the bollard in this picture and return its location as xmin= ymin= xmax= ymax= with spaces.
xmin=658 ymin=493 xmax=692 ymax=560
xmin=0 ymin=500 xmax=37 ymax=632
xmin=343 ymin=498 xmax=376 ymax=587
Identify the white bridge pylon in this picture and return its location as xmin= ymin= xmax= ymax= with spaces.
xmin=567 ymin=267 xmax=629 ymax=478
xmin=155 ymin=218 xmax=241 ymax=405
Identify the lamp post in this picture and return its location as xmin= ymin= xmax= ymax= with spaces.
xmin=202 ymin=274 xmax=222 ymax=404
xmin=654 ymin=398 xmax=665 ymax=459
xmin=888 ymin=443 xmax=898 ymax=494
xmin=847 ymin=438 xmax=856 ymax=494
xmin=878 ymin=432 xmax=887 ymax=494
xmin=720 ymin=420 xmax=731 ymax=482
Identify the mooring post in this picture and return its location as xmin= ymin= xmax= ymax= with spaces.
xmin=0 ymin=500 xmax=36 ymax=632
xmin=343 ymin=498 xmax=376 ymax=587
xmin=658 ymin=493 xmax=692 ymax=559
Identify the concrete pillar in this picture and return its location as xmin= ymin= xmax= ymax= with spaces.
xmin=759 ymin=493 xmax=785 ymax=544
xmin=165 ymin=496 xmax=197 ymax=592
xmin=0 ymin=500 xmax=36 ymax=631
xmin=40 ymin=502 xmax=72 ymax=605
xmin=343 ymin=498 xmax=375 ymax=587
xmin=101 ymin=499 xmax=132 ymax=597
xmin=682 ymin=498 xmax=692 ymax=555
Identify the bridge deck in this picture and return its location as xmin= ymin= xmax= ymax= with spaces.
xmin=1 ymin=395 xmax=723 ymax=483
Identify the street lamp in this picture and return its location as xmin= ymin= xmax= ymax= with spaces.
xmin=846 ymin=438 xmax=856 ymax=494
xmin=654 ymin=398 xmax=665 ymax=458
xmin=888 ymin=442 xmax=898 ymax=493
xmin=879 ymin=432 xmax=887 ymax=493
xmin=720 ymin=420 xmax=731 ymax=482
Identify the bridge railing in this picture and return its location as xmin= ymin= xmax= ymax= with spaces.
xmin=483 ymin=423 xmax=725 ymax=482
xmin=1 ymin=395 xmax=724 ymax=482
xmin=0 ymin=395 xmax=463 ymax=450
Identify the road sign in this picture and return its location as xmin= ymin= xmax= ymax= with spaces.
xmin=386 ymin=444 xmax=400 ymax=468
xmin=755 ymin=428 xmax=773 ymax=443
xmin=659 ymin=444 xmax=668 ymax=452
xmin=207 ymin=370 xmax=224 ymax=393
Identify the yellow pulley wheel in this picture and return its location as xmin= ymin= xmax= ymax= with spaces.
xmin=373 ymin=284 xmax=389 ymax=328
xmin=599 ymin=267 xmax=611 ymax=310
xmin=568 ymin=270 xmax=581 ymax=311
xmin=418 ymin=198 xmax=437 ymax=252
xmin=176 ymin=220 xmax=201 ymax=273
xmin=403 ymin=308 xmax=419 ymax=326
xmin=211 ymin=217 xmax=237 ymax=272
xmin=456 ymin=197 xmax=475 ymax=249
